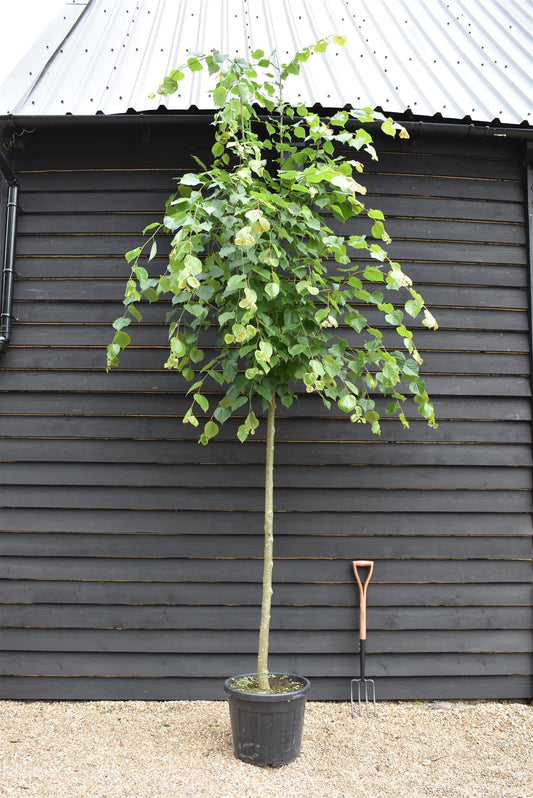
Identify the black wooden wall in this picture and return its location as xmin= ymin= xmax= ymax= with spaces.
xmin=0 ymin=120 xmax=531 ymax=700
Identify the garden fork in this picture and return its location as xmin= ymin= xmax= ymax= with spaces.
xmin=350 ymin=560 xmax=377 ymax=718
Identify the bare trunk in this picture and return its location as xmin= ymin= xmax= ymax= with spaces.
xmin=257 ymin=391 xmax=276 ymax=691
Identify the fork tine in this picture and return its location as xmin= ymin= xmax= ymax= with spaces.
xmin=351 ymin=678 xmax=377 ymax=718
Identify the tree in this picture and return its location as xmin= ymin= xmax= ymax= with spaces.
xmin=107 ymin=37 xmax=438 ymax=692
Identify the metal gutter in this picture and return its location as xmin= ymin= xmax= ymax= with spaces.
xmin=0 ymin=149 xmax=19 ymax=353
xmin=0 ymin=114 xmax=532 ymax=141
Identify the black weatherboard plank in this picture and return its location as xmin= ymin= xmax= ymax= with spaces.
xmin=1 ymin=123 xmax=532 ymax=701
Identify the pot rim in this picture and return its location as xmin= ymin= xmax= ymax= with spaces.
xmin=224 ymin=672 xmax=311 ymax=702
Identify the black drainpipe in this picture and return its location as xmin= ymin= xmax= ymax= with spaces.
xmin=0 ymin=148 xmax=19 ymax=353
xmin=525 ymin=144 xmax=533 ymax=459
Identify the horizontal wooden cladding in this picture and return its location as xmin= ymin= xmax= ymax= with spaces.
xmin=11 ymin=279 xmax=530 ymax=309
xmin=2 ymin=674 xmax=530 ymax=700
xmin=7 ymin=373 xmax=526 ymax=400
xmin=12 ymin=260 xmax=530 ymax=292
xmin=3 ymin=348 xmax=528 ymax=377
xmin=0 ymin=417 xmax=528 ymax=445
xmin=2 ymin=581 xmax=529 ymax=608
xmin=1 ymin=509 xmax=530 ymax=536
xmin=8 ymin=324 xmax=531 ymax=354
xmin=16 ymin=213 xmax=526 ymax=247
xmin=2 ymin=605 xmax=532 ymax=635
xmin=18 ymin=193 xmax=526 ymax=223
xmin=12 ymin=302 xmax=530 ymax=332
xmin=2 ymin=651 xmax=531 ymax=680
xmin=14 ymin=237 xmax=527 ymax=266
xmin=2 ymin=533 xmax=531 ymax=560
xmin=0 ymin=463 xmax=529 ymax=490
xmin=2 ymin=558 xmax=530 ymax=584
xmin=3 ymin=628 xmax=530 ymax=654
xmin=0 ymin=486 xmax=530 ymax=513
xmin=14 ymin=143 xmax=523 ymax=180
xmin=366 ymin=151 xmax=523 ymax=182
xmin=14 ymin=166 xmax=525 ymax=204
xmin=16 ymin=166 xmax=523 ymax=200
xmin=3 ymin=132 xmax=530 ymax=703
xmin=1 ymin=441 xmax=530 ymax=469
xmin=0 ymin=393 xmax=529 ymax=420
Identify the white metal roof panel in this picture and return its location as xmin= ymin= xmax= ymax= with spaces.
xmin=0 ymin=0 xmax=531 ymax=125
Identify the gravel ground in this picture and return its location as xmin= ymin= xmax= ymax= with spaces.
xmin=1 ymin=700 xmax=531 ymax=798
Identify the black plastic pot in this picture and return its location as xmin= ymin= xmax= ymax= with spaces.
xmin=224 ymin=673 xmax=311 ymax=767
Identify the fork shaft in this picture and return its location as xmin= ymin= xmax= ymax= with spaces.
xmin=359 ymin=639 xmax=366 ymax=680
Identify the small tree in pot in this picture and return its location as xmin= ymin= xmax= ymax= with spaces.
xmin=107 ymin=37 xmax=438 ymax=764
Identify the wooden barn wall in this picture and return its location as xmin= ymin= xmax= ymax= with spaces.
xmin=0 ymin=122 xmax=531 ymax=701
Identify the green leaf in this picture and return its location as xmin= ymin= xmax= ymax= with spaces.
xmin=112 ymin=317 xmax=131 ymax=331
xmin=396 ymin=324 xmax=413 ymax=339
xmin=365 ymin=410 xmax=381 ymax=434
xmin=381 ymin=117 xmax=396 ymax=137
xmin=128 ymin=304 xmax=142 ymax=322
xmin=418 ymin=402 xmax=435 ymax=419
xmin=106 ymin=342 xmax=121 ymax=363
xmin=203 ymin=420 xmax=219 ymax=440
xmin=208 ymin=370 xmax=225 ymax=386
xmin=225 ymin=274 xmax=247 ymax=294
xmin=170 ymin=338 xmax=187 ymax=357
xmin=180 ymin=173 xmax=202 ymax=186
xmin=403 ymin=360 xmax=420 ymax=378
xmin=218 ymin=311 xmax=234 ymax=326
xmin=245 ymin=411 xmax=259 ymax=433
xmin=143 ymin=222 xmax=160 ymax=234
xmin=125 ymin=247 xmax=141 ymax=263
xmin=214 ymin=405 xmax=232 ymax=424
xmin=190 ymin=348 xmax=204 ymax=363
xmin=265 ymin=282 xmax=280 ymax=300
xmin=184 ymin=410 xmax=199 ymax=427
xmin=405 ymin=299 xmax=423 ymax=318
xmin=187 ymin=57 xmax=203 ymax=72
xmin=345 ymin=313 xmax=367 ymax=333
xmin=213 ymin=85 xmax=227 ymax=106
xmin=185 ymin=255 xmax=203 ymax=275
xmin=371 ymin=221 xmax=387 ymax=240
xmin=385 ymin=310 xmax=404 ymax=326
xmin=114 ymin=330 xmax=131 ymax=349
xmin=310 ymin=359 xmax=325 ymax=376
xmin=382 ymin=361 xmax=400 ymax=384
xmin=338 ymin=394 xmax=358 ymax=413
xmin=237 ymin=424 xmax=249 ymax=443
xmin=193 ymin=393 xmax=209 ymax=412
xmin=363 ymin=266 xmax=384 ymax=283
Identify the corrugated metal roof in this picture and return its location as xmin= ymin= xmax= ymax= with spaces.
xmin=1 ymin=0 xmax=531 ymax=125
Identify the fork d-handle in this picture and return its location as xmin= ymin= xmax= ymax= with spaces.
xmin=353 ymin=560 xmax=374 ymax=679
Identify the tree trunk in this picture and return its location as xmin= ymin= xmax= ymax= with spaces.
xmin=257 ymin=391 xmax=276 ymax=691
